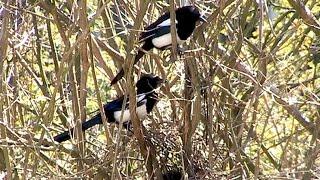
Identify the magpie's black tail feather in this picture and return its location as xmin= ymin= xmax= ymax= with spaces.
xmin=53 ymin=130 xmax=72 ymax=143
xmin=54 ymin=114 xmax=103 ymax=143
xmin=110 ymin=50 xmax=145 ymax=85
xmin=110 ymin=42 xmax=153 ymax=85
xmin=110 ymin=68 xmax=124 ymax=85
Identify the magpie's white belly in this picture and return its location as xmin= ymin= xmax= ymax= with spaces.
xmin=113 ymin=104 xmax=148 ymax=123
xmin=152 ymin=33 xmax=185 ymax=48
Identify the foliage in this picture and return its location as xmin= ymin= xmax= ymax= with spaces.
xmin=0 ymin=0 xmax=319 ymax=179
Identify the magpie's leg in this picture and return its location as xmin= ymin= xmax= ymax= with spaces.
xmin=123 ymin=121 xmax=134 ymax=136
xmin=164 ymin=45 xmax=185 ymax=55
xmin=177 ymin=45 xmax=185 ymax=56
xmin=123 ymin=121 xmax=132 ymax=132
xmin=115 ymin=121 xmax=133 ymax=133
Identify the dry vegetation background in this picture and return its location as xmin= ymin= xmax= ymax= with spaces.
xmin=0 ymin=0 xmax=320 ymax=179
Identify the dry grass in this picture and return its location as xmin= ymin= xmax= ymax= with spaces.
xmin=0 ymin=0 xmax=320 ymax=179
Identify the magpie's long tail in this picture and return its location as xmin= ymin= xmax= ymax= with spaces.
xmin=54 ymin=114 xmax=103 ymax=143
xmin=110 ymin=42 xmax=153 ymax=85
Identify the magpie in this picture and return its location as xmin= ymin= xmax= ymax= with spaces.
xmin=53 ymin=74 xmax=163 ymax=143
xmin=110 ymin=5 xmax=206 ymax=85
xmin=163 ymin=170 xmax=182 ymax=180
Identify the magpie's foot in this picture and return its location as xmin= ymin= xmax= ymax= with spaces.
xmin=123 ymin=122 xmax=134 ymax=136
xmin=126 ymin=128 xmax=134 ymax=137
xmin=177 ymin=46 xmax=186 ymax=56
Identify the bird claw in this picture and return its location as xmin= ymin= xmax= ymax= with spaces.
xmin=123 ymin=121 xmax=132 ymax=130
xmin=177 ymin=46 xmax=185 ymax=56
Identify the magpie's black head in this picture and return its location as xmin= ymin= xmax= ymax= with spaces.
xmin=177 ymin=6 xmax=206 ymax=23
xmin=136 ymin=74 xmax=163 ymax=94
xmin=162 ymin=170 xmax=182 ymax=180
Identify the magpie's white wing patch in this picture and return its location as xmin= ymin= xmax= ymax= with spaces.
xmin=139 ymin=18 xmax=177 ymax=43
xmin=158 ymin=18 xmax=177 ymax=27
xmin=150 ymin=18 xmax=185 ymax=48
xmin=123 ymin=94 xmax=146 ymax=106
xmin=137 ymin=94 xmax=146 ymax=103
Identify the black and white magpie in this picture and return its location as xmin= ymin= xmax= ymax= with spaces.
xmin=163 ymin=170 xmax=182 ymax=180
xmin=110 ymin=5 xmax=206 ymax=85
xmin=53 ymin=74 xmax=163 ymax=143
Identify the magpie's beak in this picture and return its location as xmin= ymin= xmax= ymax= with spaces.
xmin=199 ymin=16 xmax=207 ymax=23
